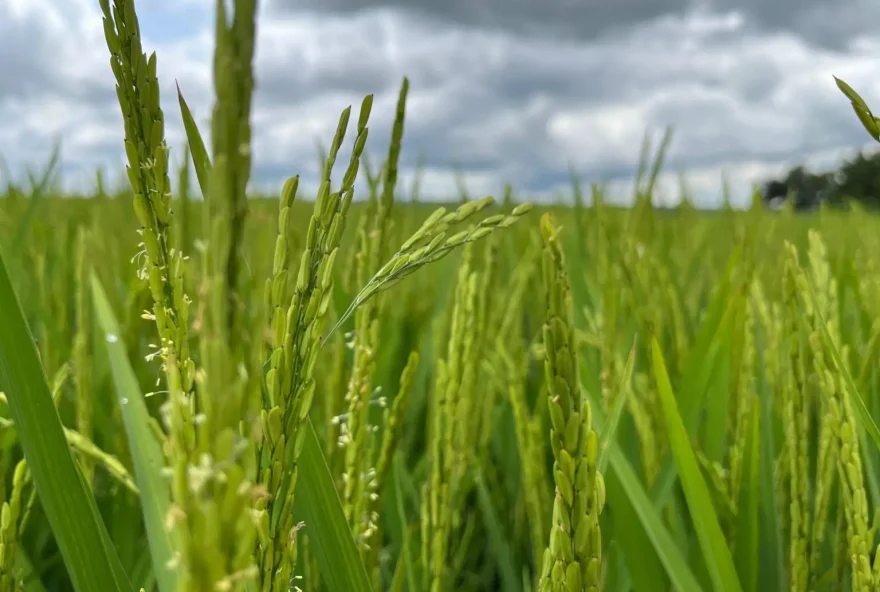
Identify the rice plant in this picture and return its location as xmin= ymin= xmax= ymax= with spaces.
xmin=5 ymin=2 xmax=880 ymax=592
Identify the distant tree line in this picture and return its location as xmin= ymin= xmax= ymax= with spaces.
xmin=762 ymin=150 xmax=880 ymax=211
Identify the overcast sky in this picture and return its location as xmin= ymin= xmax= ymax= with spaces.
xmin=2 ymin=0 xmax=880 ymax=206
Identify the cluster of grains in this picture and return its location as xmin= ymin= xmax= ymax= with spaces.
xmin=341 ymin=80 xmax=408 ymax=565
xmin=538 ymin=214 xmax=604 ymax=592
xmin=256 ymin=97 xmax=372 ymax=591
xmin=99 ymin=0 xmax=196 ymax=403
xmin=99 ymin=0 xmax=265 ymax=588
xmin=781 ymin=242 xmax=812 ymax=592
xmin=421 ymin=246 xmax=478 ymax=592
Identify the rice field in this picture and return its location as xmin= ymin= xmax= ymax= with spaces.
xmin=3 ymin=1 xmax=880 ymax=591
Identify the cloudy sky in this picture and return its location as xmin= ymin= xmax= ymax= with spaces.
xmin=2 ymin=0 xmax=880 ymax=206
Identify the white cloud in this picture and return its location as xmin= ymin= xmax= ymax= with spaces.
xmin=1 ymin=1 xmax=879 ymax=206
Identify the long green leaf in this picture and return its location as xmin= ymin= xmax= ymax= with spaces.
xmin=588 ymin=390 xmax=700 ymax=592
xmin=175 ymin=82 xmax=213 ymax=198
xmin=754 ymin=310 xmax=786 ymax=591
xmin=393 ymin=453 xmax=417 ymax=591
xmin=649 ymin=315 xmax=730 ymax=503
xmin=734 ymin=398 xmax=760 ymax=592
xmin=598 ymin=340 xmax=636 ymax=473
xmin=652 ymin=338 xmax=742 ymax=592
xmin=91 ymin=273 xmax=178 ymax=592
xmin=388 ymin=527 xmax=414 ymax=592
xmin=293 ymin=418 xmax=373 ymax=592
xmin=606 ymin=446 xmax=702 ymax=591
xmin=473 ymin=466 xmax=520 ymax=592
xmin=0 ymin=247 xmax=133 ymax=592
xmin=649 ymin=254 xmax=742 ymax=508
xmin=704 ymin=298 xmax=743 ymax=463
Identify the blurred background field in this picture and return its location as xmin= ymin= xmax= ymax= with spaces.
xmin=5 ymin=140 xmax=880 ymax=590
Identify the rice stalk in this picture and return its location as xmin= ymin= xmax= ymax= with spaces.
xmin=782 ymin=243 xmax=812 ymax=592
xmin=99 ymin=0 xmax=196 ymax=408
xmin=256 ymin=96 xmax=373 ymax=591
xmin=537 ymin=213 xmax=604 ymax=592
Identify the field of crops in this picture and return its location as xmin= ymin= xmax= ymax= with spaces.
xmin=5 ymin=1 xmax=880 ymax=592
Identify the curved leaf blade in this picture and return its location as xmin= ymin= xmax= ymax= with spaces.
xmin=652 ymin=338 xmax=743 ymax=592
xmin=292 ymin=419 xmax=373 ymax=592
xmin=588 ymin=389 xmax=701 ymax=592
xmin=91 ymin=273 xmax=178 ymax=592
xmin=0 ymin=247 xmax=133 ymax=592
xmin=176 ymin=82 xmax=213 ymax=198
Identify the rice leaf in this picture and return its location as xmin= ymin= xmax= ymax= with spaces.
xmin=588 ymin=389 xmax=699 ymax=592
xmin=598 ymin=340 xmax=636 ymax=473
xmin=606 ymin=444 xmax=701 ymax=591
xmin=602 ymin=468 xmax=668 ymax=592
xmin=393 ymin=453 xmax=418 ymax=591
xmin=703 ymin=298 xmax=741 ymax=463
xmin=650 ymin=291 xmax=738 ymax=506
xmin=0 ymin=247 xmax=133 ymax=592
xmin=734 ymin=397 xmax=760 ymax=592
xmin=91 ymin=273 xmax=178 ymax=592
xmin=652 ymin=338 xmax=743 ymax=592
xmin=754 ymin=312 xmax=786 ymax=591
xmin=175 ymin=82 xmax=213 ymax=198
xmin=473 ymin=466 xmax=520 ymax=592
xmin=293 ymin=418 xmax=373 ymax=592
xmin=388 ymin=526 xmax=414 ymax=592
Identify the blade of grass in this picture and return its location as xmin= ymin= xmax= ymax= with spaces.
xmin=393 ymin=453 xmax=417 ymax=591
xmin=605 ymin=446 xmax=701 ymax=591
xmin=602 ymin=468 xmax=666 ymax=592
xmin=649 ymin=292 xmax=738 ymax=506
xmin=473 ymin=466 xmax=520 ymax=592
xmin=90 ymin=273 xmax=178 ymax=592
xmin=703 ymin=300 xmax=741 ymax=462
xmin=680 ymin=246 xmax=742 ymax=424
xmin=652 ymin=338 xmax=743 ymax=592
xmin=598 ymin=340 xmax=636 ymax=473
xmin=0 ymin=247 xmax=133 ymax=592
xmin=175 ymin=82 xmax=212 ymax=198
xmin=588 ymin=389 xmax=700 ymax=592
xmin=388 ymin=527 xmax=414 ymax=592
xmin=753 ymin=310 xmax=785 ymax=591
xmin=734 ymin=397 xmax=760 ymax=592
xmin=293 ymin=418 xmax=373 ymax=592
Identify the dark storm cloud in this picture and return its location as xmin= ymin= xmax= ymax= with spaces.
xmin=272 ymin=0 xmax=877 ymax=49
xmin=0 ymin=5 xmax=59 ymax=101
xmin=243 ymin=4 xmax=880 ymax=204
xmin=709 ymin=0 xmax=880 ymax=47
xmin=272 ymin=0 xmax=689 ymax=40
xmin=0 ymin=1 xmax=116 ymax=108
